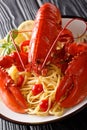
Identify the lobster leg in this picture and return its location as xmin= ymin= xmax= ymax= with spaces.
xmin=0 ymin=52 xmax=28 ymax=71
xmin=68 ymin=43 xmax=87 ymax=56
xmin=0 ymin=67 xmax=28 ymax=113
xmin=56 ymin=50 xmax=87 ymax=107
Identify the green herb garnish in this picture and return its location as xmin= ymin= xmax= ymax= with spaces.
xmin=0 ymin=29 xmax=19 ymax=56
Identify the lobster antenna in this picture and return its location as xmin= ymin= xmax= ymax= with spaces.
xmin=41 ymin=18 xmax=87 ymax=69
xmin=18 ymin=30 xmax=32 ymax=33
xmin=10 ymin=31 xmax=26 ymax=71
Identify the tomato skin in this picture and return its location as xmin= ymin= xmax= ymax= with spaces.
xmin=20 ymin=40 xmax=30 ymax=53
xmin=39 ymin=99 xmax=48 ymax=112
xmin=32 ymin=84 xmax=43 ymax=96
xmin=17 ymin=75 xmax=24 ymax=87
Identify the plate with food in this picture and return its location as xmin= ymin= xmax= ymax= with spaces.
xmin=0 ymin=3 xmax=87 ymax=124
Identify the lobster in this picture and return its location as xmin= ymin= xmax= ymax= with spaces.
xmin=0 ymin=3 xmax=87 ymax=114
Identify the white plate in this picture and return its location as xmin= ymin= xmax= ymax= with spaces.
xmin=0 ymin=18 xmax=87 ymax=124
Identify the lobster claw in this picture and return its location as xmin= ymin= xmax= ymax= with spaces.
xmin=55 ymin=49 xmax=87 ymax=107
xmin=0 ymin=67 xmax=28 ymax=113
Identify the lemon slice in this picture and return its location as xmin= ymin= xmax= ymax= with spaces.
xmin=18 ymin=20 xmax=34 ymax=30
xmin=15 ymin=20 xmax=34 ymax=44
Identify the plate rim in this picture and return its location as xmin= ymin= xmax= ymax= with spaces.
xmin=0 ymin=103 xmax=87 ymax=125
xmin=0 ymin=16 xmax=87 ymax=125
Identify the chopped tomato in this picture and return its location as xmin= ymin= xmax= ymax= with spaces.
xmin=20 ymin=40 xmax=30 ymax=53
xmin=39 ymin=99 xmax=49 ymax=112
xmin=32 ymin=84 xmax=43 ymax=96
xmin=17 ymin=75 xmax=24 ymax=87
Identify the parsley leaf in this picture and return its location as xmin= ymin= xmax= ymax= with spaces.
xmin=0 ymin=29 xmax=19 ymax=56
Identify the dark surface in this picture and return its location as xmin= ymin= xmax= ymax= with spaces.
xmin=0 ymin=0 xmax=87 ymax=129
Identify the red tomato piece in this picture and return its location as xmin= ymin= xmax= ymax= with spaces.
xmin=17 ymin=75 xmax=24 ymax=87
xmin=39 ymin=99 xmax=49 ymax=112
xmin=20 ymin=40 xmax=30 ymax=53
xmin=32 ymin=84 xmax=43 ymax=96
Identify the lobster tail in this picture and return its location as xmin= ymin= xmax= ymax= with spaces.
xmin=28 ymin=3 xmax=62 ymax=66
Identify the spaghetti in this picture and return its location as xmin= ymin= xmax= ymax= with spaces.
xmin=20 ymin=64 xmax=63 ymax=116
